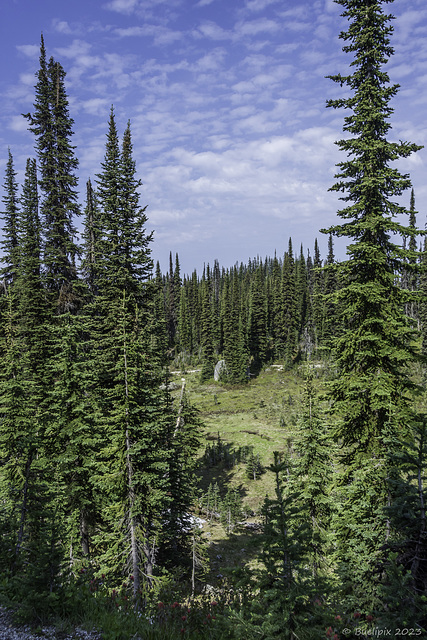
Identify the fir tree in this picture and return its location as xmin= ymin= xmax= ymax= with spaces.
xmin=200 ymin=275 xmax=215 ymax=382
xmin=293 ymin=372 xmax=331 ymax=583
xmin=323 ymin=0 xmax=423 ymax=612
xmin=280 ymin=241 xmax=298 ymax=365
xmin=222 ymin=272 xmax=248 ymax=383
xmin=420 ymin=237 xmax=427 ymax=360
xmin=1 ymin=149 xmax=20 ymax=288
xmin=311 ymin=238 xmax=323 ymax=351
xmin=24 ymin=36 xmax=80 ymax=306
xmin=81 ymin=179 xmax=100 ymax=295
xmin=248 ymin=265 xmax=268 ymax=373
xmin=323 ymin=0 xmax=422 ymax=452
xmin=320 ymin=234 xmax=338 ymax=348
xmin=89 ymin=114 xmax=179 ymax=603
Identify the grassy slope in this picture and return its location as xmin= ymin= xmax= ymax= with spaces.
xmin=169 ymin=363 xmax=321 ymax=581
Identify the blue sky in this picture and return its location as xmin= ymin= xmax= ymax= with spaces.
xmin=1 ymin=0 xmax=427 ymax=274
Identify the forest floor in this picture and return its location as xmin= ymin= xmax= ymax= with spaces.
xmin=0 ymin=606 xmax=102 ymax=640
xmin=169 ymin=361 xmax=325 ymax=585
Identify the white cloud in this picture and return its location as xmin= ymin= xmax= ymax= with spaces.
xmin=195 ymin=21 xmax=231 ymax=41
xmin=236 ymin=17 xmax=280 ymax=37
xmin=103 ymin=0 xmax=139 ymax=14
xmin=245 ymin=0 xmax=279 ymax=12
xmin=52 ymin=19 xmax=73 ymax=34
xmin=19 ymin=73 xmax=35 ymax=86
xmin=55 ymin=39 xmax=92 ymax=60
xmin=16 ymin=44 xmax=39 ymax=58
xmin=81 ymin=98 xmax=111 ymax=116
xmin=115 ymin=26 xmax=144 ymax=37
xmin=9 ymin=115 xmax=29 ymax=132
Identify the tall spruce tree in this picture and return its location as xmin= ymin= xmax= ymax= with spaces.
xmin=323 ymin=0 xmax=423 ymax=614
xmin=248 ymin=264 xmax=268 ymax=373
xmin=280 ymin=241 xmax=298 ymax=365
xmin=89 ymin=113 xmax=187 ymax=603
xmin=324 ymin=0 xmax=422 ymax=452
xmin=222 ymin=271 xmax=248 ymax=383
xmin=1 ymin=149 xmax=20 ymax=288
xmin=24 ymin=36 xmax=80 ymax=308
xmin=200 ymin=274 xmax=215 ymax=382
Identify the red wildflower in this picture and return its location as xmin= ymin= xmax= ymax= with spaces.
xmin=326 ymin=627 xmax=333 ymax=638
xmin=353 ymin=612 xmax=361 ymax=619
xmin=157 ymin=602 xmax=164 ymax=609
xmin=367 ymin=614 xmax=374 ymax=622
xmin=181 ymin=615 xmax=187 ymax=621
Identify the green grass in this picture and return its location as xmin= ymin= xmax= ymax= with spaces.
xmin=169 ymin=362 xmax=325 ymax=582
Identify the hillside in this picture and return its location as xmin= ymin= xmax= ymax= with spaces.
xmin=169 ymin=363 xmax=323 ymax=582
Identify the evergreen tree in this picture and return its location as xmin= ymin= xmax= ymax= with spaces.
xmin=0 ymin=157 xmax=60 ymax=612
xmin=160 ymin=381 xmax=201 ymax=565
xmin=293 ymin=372 xmax=331 ymax=584
xmin=88 ymin=114 xmax=183 ymax=602
xmin=405 ymin=189 xmax=418 ymax=319
xmin=379 ymin=417 xmax=427 ymax=627
xmin=177 ymin=280 xmax=192 ymax=355
xmin=420 ymin=237 xmax=427 ymax=360
xmin=324 ymin=0 xmax=422 ymax=451
xmin=248 ymin=264 xmax=268 ymax=373
xmin=152 ymin=261 xmax=169 ymax=366
xmin=280 ymin=241 xmax=298 ymax=365
xmin=320 ymin=234 xmax=338 ymax=348
xmin=81 ymin=179 xmax=100 ymax=295
xmin=323 ymin=0 xmax=423 ymax=612
xmin=1 ymin=149 xmax=20 ymax=288
xmin=200 ymin=275 xmax=215 ymax=382
xmin=222 ymin=272 xmax=248 ymax=383
xmin=311 ymin=238 xmax=323 ymax=352
xmin=24 ymin=36 xmax=80 ymax=307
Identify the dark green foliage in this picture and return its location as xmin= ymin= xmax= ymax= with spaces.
xmin=178 ymin=280 xmax=192 ymax=354
xmin=420 ymin=237 xmax=427 ymax=359
xmin=293 ymin=372 xmax=331 ymax=583
xmin=246 ymin=452 xmax=263 ymax=481
xmin=254 ymin=452 xmax=309 ymax=639
xmin=280 ymin=242 xmax=299 ymax=366
xmin=24 ymin=36 xmax=80 ymax=305
xmin=200 ymin=276 xmax=215 ymax=382
xmin=323 ymin=0 xmax=422 ymax=451
xmin=379 ymin=417 xmax=427 ymax=628
xmin=159 ymin=380 xmax=202 ymax=567
xmin=222 ymin=273 xmax=248 ymax=383
xmin=1 ymin=149 xmax=20 ymax=287
xmin=323 ymin=0 xmax=424 ymax=617
xmin=319 ymin=234 xmax=338 ymax=348
xmin=248 ymin=265 xmax=268 ymax=373
xmin=81 ymin=178 xmax=99 ymax=295
xmin=2 ymin=9 xmax=426 ymax=636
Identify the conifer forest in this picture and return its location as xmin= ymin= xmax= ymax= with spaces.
xmin=1 ymin=1 xmax=427 ymax=638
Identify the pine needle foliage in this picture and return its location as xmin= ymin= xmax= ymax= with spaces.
xmin=323 ymin=0 xmax=423 ymax=452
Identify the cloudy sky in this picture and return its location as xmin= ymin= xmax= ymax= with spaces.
xmin=1 ymin=0 xmax=427 ymax=274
